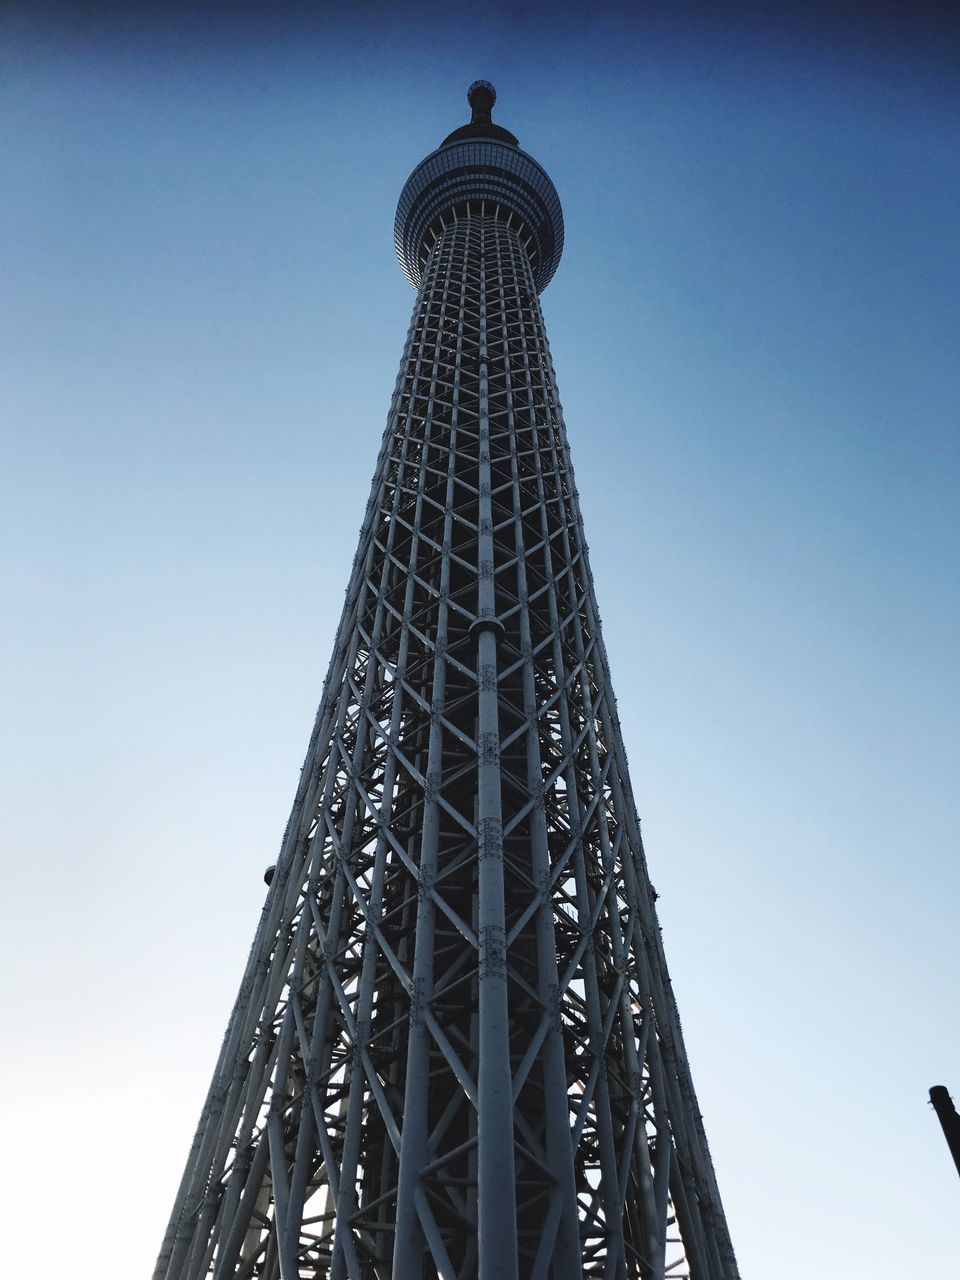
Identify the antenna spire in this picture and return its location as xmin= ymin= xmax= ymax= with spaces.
xmin=467 ymin=79 xmax=497 ymax=125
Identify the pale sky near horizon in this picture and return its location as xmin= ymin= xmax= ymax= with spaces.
xmin=1 ymin=4 xmax=958 ymax=1277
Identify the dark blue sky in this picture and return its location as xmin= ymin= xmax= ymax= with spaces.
xmin=1 ymin=4 xmax=957 ymax=1276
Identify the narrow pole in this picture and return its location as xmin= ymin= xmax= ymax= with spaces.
xmin=930 ymin=1086 xmax=960 ymax=1181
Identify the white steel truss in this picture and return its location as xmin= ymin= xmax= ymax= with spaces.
xmin=155 ymin=89 xmax=739 ymax=1280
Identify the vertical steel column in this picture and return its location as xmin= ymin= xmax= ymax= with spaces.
xmin=496 ymin=226 xmax=583 ymax=1280
xmin=474 ymin=217 xmax=519 ymax=1279
xmin=392 ymin=234 xmax=461 ymax=1279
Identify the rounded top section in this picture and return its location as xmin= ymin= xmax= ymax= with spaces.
xmin=441 ymin=79 xmax=517 ymax=148
xmin=395 ymin=83 xmax=564 ymax=294
xmin=467 ymin=80 xmax=496 ymax=117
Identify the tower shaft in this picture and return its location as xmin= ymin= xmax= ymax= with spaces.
xmin=156 ymin=87 xmax=738 ymax=1280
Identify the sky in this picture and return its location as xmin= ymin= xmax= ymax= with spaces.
xmin=1 ymin=3 xmax=958 ymax=1277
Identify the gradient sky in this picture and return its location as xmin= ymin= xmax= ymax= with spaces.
xmin=2 ymin=4 xmax=958 ymax=1277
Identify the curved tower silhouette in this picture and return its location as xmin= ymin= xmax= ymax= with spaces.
xmin=155 ymin=81 xmax=739 ymax=1280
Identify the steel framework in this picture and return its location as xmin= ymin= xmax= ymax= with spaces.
xmin=155 ymin=82 xmax=739 ymax=1280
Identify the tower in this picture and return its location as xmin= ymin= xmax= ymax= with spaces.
xmin=155 ymin=82 xmax=739 ymax=1280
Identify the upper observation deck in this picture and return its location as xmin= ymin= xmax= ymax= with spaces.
xmin=394 ymin=81 xmax=564 ymax=295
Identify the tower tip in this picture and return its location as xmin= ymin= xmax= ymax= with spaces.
xmin=467 ymin=80 xmax=497 ymax=123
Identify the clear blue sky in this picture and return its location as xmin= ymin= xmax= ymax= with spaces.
xmin=1 ymin=4 xmax=957 ymax=1276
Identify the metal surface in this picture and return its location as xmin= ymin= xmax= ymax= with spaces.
xmin=156 ymin=84 xmax=739 ymax=1280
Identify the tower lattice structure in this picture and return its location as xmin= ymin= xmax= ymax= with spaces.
xmin=155 ymin=82 xmax=739 ymax=1280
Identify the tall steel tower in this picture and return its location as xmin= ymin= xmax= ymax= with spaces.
xmin=156 ymin=82 xmax=739 ymax=1280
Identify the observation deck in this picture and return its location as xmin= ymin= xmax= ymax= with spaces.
xmin=395 ymin=81 xmax=564 ymax=295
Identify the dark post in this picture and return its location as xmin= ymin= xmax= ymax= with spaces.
xmin=930 ymin=1085 xmax=960 ymax=1180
